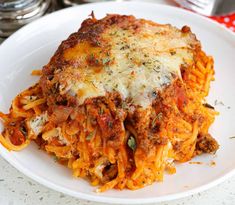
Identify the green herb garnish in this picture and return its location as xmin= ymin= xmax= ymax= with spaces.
xmin=53 ymin=155 xmax=58 ymax=162
xmin=108 ymin=121 xmax=113 ymax=128
xmin=86 ymin=132 xmax=94 ymax=141
xmin=96 ymin=41 xmax=101 ymax=46
xmin=122 ymin=102 xmax=128 ymax=109
xmin=90 ymin=53 xmax=95 ymax=60
xmin=151 ymin=112 xmax=163 ymax=128
xmin=214 ymin=100 xmax=224 ymax=106
xmin=102 ymin=57 xmax=111 ymax=65
xmin=153 ymin=68 xmax=160 ymax=73
xmin=127 ymin=136 xmax=136 ymax=151
xmin=99 ymin=107 xmax=104 ymax=115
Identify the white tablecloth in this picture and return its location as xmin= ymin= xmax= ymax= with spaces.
xmin=1 ymin=0 xmax=235 ymax=204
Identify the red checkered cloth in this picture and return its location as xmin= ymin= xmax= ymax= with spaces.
xmin=210 ymin=13 xmax=235 ymax=32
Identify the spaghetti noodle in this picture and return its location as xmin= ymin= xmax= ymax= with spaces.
xmin=0 ymin=14 xmax=219 ymax=192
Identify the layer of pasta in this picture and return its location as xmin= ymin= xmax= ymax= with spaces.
xmin=0 ymin=14 xmax=219 ymax=192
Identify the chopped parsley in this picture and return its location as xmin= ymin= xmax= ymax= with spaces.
xmin=151 ymin=112 xmax=163 ymax=128
xmin=122 ymin=102 xmax=128 ymax=109
xmin=151 ymin=91 xmax=157 ymax=98
xmin=120 ymin=45 xmax=130 ymax=50
xmin=99 ymin=107 xmax=104 ymax=115
xmin=128 ymin=136 xmax=136 ymax=151
xmin=90 ymin=53 xmax=95 ymax=60
xmin=108 ymin=121 xmax=113 ymax=128
xmin=102 ymin=57 xmax=111 ymax=65
xmin=91 ymin=81 xmax=97 ymax=88
xmin=153 ymin=67 xmax=160 ymax=73
xmin=96 ymin=41 xmax=101 ymax=46
xmin=157 ymin=112 xmax=163 ymax=120
xmin=53 ymin=155 xmax=58 ymax=162
xmin=110 ymin=31 xmax=118 ymax=36
xmin=19 ymin=126 xmax=27 ymax=137
xmin=86 ymin=132 xmax=95 ymax=141
xmin=214 ymin=100 xmax=224 ymax=106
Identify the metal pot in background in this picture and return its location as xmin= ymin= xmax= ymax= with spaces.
xmin=59 ymin=0 xmax=124 ymax=7
xmin=0 ymin=0 xmax=57 ymax=40
xmin=0 ymin=0 xmax=123 ymax=43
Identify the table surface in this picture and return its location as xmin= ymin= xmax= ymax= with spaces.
xmin=1 ymin=0 xmax=235 ymax=205
xmin=1 ymin=155 xmax=235 ymax=205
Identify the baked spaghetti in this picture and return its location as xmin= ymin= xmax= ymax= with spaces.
xmin=0 ymin=14 xmax=219 ymax=192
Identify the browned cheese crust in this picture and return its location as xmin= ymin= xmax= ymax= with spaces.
xmin=39 ymin=14 xmax=218 ymax=163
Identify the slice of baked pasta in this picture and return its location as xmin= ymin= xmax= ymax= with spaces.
xmin=0 ymin=14 xmax=219 ymax=192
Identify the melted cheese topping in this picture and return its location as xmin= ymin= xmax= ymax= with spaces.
xmin=28 ymin=112 xmax=48 ymax=136
xmin=62 ymin=23 xmax=197 ymax=108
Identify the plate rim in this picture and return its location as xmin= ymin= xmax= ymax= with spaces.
xmin=0 ymin=1 xmax=235 ymax=204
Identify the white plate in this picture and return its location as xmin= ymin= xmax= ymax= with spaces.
xmin=0 ymin=2 xmax=235 ymax=204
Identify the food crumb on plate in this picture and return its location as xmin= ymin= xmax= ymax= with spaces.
xmin=209 ymin=161 xmax=216 ymax=166
xmin=189 ymin=161 xmax=203 ymax=165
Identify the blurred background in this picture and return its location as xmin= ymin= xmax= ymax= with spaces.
xmin=0 ymin=0 xmax=235 ymax=43
xmin=0 ymin=0 xmax=178 ymax=43
xmin=0 ymin=0 xmax=234 ymax=43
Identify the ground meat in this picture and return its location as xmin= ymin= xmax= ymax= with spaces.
xmin=196 ymin=133 xmax=219 ymax=154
